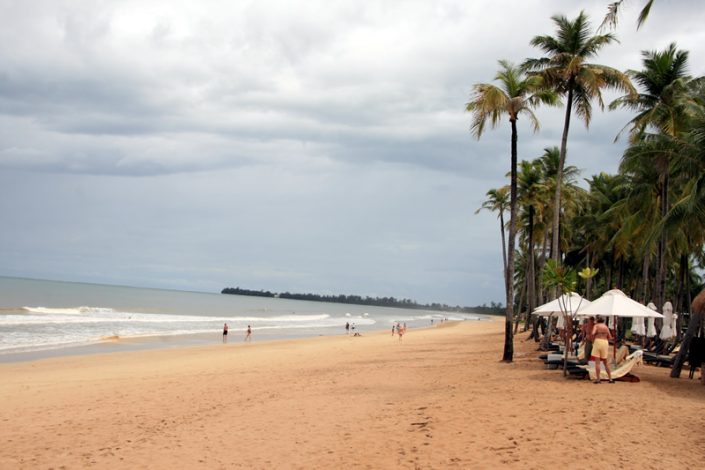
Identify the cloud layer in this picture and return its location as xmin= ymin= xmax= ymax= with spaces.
xmin=1 ymin=0 xmax=704 ymax=305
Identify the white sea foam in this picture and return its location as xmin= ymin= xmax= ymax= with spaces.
xmin=22 ymin=306 xmax=115 ymax=315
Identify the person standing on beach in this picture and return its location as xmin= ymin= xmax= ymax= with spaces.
xmin=245 ymin=325 xmax=252 ymax=342
xmin=591 ymin=316 xmax=614 ymax=383
xmin=223 ymin=323 xmax=228 ymax=343
xmin=346 ymin=322 xmax=350 ymax=335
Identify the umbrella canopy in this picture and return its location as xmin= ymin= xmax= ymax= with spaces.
xmin=578 ymin=289 xmax=664 ymax=319
xmin=534 ymin=293 xmax=592 ymax=317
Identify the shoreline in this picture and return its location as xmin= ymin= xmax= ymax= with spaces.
xmin=2 ymin=319 xmax=703 ymax=469
xmin=0 ymin=319 xmax=471 ymax=364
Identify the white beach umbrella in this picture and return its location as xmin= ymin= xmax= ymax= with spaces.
xmin=578 ymin=289 xmax=665 ymax=319
xmin=533 ymin=293 xmax=591 ymax=317
xmin=659 ymin=301 xmax=676 ymax=340
xmin=646 ymin=303 xmax=658 ymax=336
xmin=631 ymin=316 xmax=646 ymax=336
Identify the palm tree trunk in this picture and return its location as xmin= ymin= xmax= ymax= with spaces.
xmin=640 ymin=255 xmax=650 ymax=303
xmin=551 ymin=81 xmax=574 ymax=264
xmin=499 ymin=212 xmax=508 ymax=300
xmin=538 ymin=229 xmax=550 ymax=305
xmin=675 ymin=253 xmax=687 ymax=316
xmin=514 ymin=279 xmax=525 ymax=335
xmin=657 ymin=170 xmax=669 ymax=309
xmin=527 ymin=206 xmax=536 ymax=319
xmin=503 ymin=119 xmax=518 ymax=362
xmin=671 ymin=287 xmax=705 ymax=378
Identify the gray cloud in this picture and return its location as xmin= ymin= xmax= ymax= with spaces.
xmin=1 ymin=0 xmax=704 ymax=305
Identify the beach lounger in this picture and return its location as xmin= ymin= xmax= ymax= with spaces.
xmin=583 ymin=350 xmax=644 ymax=381
xmin=544 ymin=353 xmax=581 ymax=370
xmin=567 ymin=366 xmax=589 ymax=379
xmin=642 ymin=351 xmax=675 ymax=367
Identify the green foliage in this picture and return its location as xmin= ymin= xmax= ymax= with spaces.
xmin=578 ymin=267 xmax=599 ymax=280
xmin=221 ymin=287 xmax=503 ymax=314
xmin=541 ymin=259 xmax=577 ymax=294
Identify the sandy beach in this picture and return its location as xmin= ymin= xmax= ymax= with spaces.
xmin=1 ymin=319 xmax=704 ymax=469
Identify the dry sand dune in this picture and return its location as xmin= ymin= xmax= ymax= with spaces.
xmin=1 ymin=320 xmax=703 ymax=469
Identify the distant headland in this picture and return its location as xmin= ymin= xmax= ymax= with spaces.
xmin=221 ymin=286 xmax=503 ymax=315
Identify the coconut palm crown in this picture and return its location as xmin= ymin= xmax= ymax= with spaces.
xmin=610 ymin=43 xmax=692 ymax=141
xmin=522 ymin=11 xmax=635 ymax=264
xmin=466 ymin=60 xmax=557 ymax=137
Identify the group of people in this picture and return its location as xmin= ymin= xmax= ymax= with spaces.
xmin=345 ymin=322 xmax=361 ymax=336
xmin=222 ymin=323 xmax=252 ymax=343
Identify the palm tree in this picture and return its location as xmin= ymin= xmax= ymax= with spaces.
xmin=476 ymin=187 xmax=510 ymax=295
xmin=611 ymin=43 xmax=694 ymax=308
xmin=517 ymin=159 xmax=544 ymax=321
xmin=524 ymin=11 xmax=635 ymax=266
xmin=466 ymin=60 xmax=557 ymax=362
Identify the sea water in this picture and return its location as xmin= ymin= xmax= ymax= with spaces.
xmin=0 ymin=276 xmax=485 ymax=361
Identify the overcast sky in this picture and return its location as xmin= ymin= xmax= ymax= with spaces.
xmin=1 ymin=0 xmax=704 ymax=306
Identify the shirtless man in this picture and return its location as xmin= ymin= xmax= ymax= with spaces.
xmin=591 ymin=316 xmax=614 ymax=383
xmin=245 ymin=325 xmax=252 ymax=342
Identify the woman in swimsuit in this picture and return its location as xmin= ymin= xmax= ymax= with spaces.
xmin=223 ymin=323 xmax=228 ymax=343
xmin=591 ymin=316 xmax=614 ymax=383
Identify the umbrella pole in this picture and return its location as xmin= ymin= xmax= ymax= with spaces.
xmin=613 ymin=315 xmax=617 ymax=361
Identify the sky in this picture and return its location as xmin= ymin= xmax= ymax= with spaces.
xmin=1 ymin=0 xmax=705 ymax=307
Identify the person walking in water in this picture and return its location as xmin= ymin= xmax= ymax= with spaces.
xmin=346 ymin=322 xmax=350 ymax=335
xmin=245 ymin=325 xmax=252 ymax=342
xmin=591 ymin=316 xmax=614 ymax=383
xmin=223 ymin=323 xmax=228 ymax=343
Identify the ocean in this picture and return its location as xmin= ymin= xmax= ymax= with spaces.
xmin=0 ymin=276 xmax=485 ymax=361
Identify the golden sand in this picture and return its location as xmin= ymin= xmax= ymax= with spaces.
xmin=1 ymin=319 xmax=703 ymax=469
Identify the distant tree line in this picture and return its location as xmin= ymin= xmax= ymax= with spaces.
xmin=221 ymin=286 xmax=504 ymax=315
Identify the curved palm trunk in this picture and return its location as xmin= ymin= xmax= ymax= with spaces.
xmin=671 ymin=286 xmax=705 ymax=378
xmin=551 ymin=82 xmax=574 ymax=264
xmin=503 ymin=119 xmax=518 ymax=362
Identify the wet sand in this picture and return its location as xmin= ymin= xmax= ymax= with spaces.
xmin=1 ymin=319 xmax=703 ymax=469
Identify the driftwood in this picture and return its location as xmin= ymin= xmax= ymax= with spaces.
xmin=670 ymin=287 xmax=705 ymax=379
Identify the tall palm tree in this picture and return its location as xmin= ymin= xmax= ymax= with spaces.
xmin=517 ymin=159 xmax=545 ymax=323
xmin=476 ymin=187 xmax=510 ymax=295
xmin=524 ymin=11 xmax=635 ymax=266
xmin=466 ymin=60 xmax=557 ymax=362
xmin=611 ymin=43 xmax=693 ymax=308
